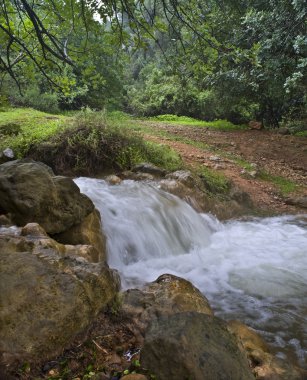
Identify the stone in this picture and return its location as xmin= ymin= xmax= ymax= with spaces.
xmin=0 ymin=226 xmax=120 ymax=369
xmin=0 ymin=148 xmax=15 ymax=164
xmin=0 ymin=160 xmax=94 ymax=234
xmin=285 ymin=196 xmax=307 ymax=209
xmin=21 ymin=222 xmax=49 ymax=237
xmin=105 ymin=175 xmax=122 ymax=185
xmin=209 ymin=155 xmax=222 ymax=161
xmin=160 ymin=171 xmax=253 ymax=220
xmin=140 ymin=312 xmax=254 ymax=380
xmin=228 ymin=321 xmax=307 ymax=380
xmin=277 ymin=127 xmax=290 ymax=135
xmin=131 ymin=163 xmax=167 ymax=177
xmin=0 ymin=214 xmax=12 ymax=226
xmin=249 ymin=121 xmax=263 ymax=130
xmin=120 ymin=171 xmax=154 ymax=181
xmin=122 ymin=274 xmax=213 ymax=341
xmin=166 ymin=170 xmax=199 ymax=188
xmin=54 ymin=210 xmax=107 ymax=262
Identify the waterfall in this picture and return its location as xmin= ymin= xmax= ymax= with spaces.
xmin=75 ymin=177 xmax=307 ymax=367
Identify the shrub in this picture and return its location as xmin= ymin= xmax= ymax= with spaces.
xmin=30 ymin=110 xmax=182 ymax=175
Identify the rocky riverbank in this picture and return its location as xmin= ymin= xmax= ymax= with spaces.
xmin=0 ymin=160 xmax=306 ymax=379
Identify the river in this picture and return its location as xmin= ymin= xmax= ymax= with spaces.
xmin=75 ymin=177 xmax=307 ymax=368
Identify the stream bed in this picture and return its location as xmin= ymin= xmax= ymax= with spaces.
xmin=75 ymin=177 xmax=307 ymax=368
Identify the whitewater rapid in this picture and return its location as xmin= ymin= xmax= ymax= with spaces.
xmin=75 ymin=177 xmax=307 ymax=367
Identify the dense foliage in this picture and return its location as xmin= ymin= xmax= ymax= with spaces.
xmin=1 ymin=0 xmax=306 ymax=127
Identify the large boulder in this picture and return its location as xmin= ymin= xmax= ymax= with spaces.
xmin=122 ymin=274 xmax=213 ymax=341
xmin=0 ymin=223 xmax=120 ymax=369
xmin=0 ymin=160 xmax=94 ymax=234
xmin=140 ymin=312 xmax=255 ymax=380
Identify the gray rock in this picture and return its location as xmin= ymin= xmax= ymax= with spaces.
xmin=131 ymin=163 xmax=167 ymax=177
xmin=0 ymin=160 xmax=94 ymax=234
xmin=3 ymin=148 xmax=14 ymax=159
xmin=166 ymin=170 xmax=199 ymax=188
xmin=141 ymin=312 xmax=254 ymax=380
xmin=0 ymin=226 xmax=120 ymax=367
xmin=285 ymin=196 xmax=307 ymax=209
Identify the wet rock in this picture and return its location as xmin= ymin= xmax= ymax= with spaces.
xmin=161 ymin=170 xmax=254 ymax=219
xmin=0 ymin=225 xmax=120 ymax=369
xmin=285 ymin=196 xmax=307 ymax=209
xmin=228 ymin=321 xmax=307 ymax=380
xmin=166 ymin=170 xmax=200 ymax=188
xmin=21 ymin=222 xmax=49 ymax=237
xmin=54 ymin=210 xmax=107 ymax=262
xmin=132 ymin=163 xmax=167 ymax=177
xmin=106 ymin=175 xmax=122 ymax=185
xmin=120 ymin=171 xmax=154 ymax=181
xmin=122 ymin=274 xmax=213 ymax=341
xmin=0 ymin=160 xmax=94 ymax=234
xmin=141 ymin=312 xmax=254 ymax=380
xmin=160 ymin=170 xmax=208 ymax=213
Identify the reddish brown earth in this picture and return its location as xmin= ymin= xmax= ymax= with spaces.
xmin=140 ymin=121 xmax=307 ymax=215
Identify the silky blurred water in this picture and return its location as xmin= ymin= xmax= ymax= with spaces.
xmin=76 ymin=177 xmax=307 ymax=367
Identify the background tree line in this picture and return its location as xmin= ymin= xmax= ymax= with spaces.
xmin=1 ymin=0 xmax=306 ymax=128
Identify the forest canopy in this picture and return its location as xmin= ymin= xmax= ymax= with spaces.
xmin=1 ymin=0 xmax=306 ymax=127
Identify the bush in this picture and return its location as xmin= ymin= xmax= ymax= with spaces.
xmin=10 ymin=87 xmax=60 ymax=114
xmin=30 ymin=110 xmax=182 ymax=175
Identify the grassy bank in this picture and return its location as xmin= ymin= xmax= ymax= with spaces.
xmin=0 ymin=108 xmax=182 ymax=175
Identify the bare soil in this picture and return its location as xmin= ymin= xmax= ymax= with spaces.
xmin=140 ymin=121 xmax=307 ymax=215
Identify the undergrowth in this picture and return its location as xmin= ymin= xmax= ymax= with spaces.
xmin=150 ymin=114 xmax=247 ymax=131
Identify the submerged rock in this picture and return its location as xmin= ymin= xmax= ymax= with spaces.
xmin=0 ymin=159 xmax=94 ymax=234
xmin=228 ymin=321 xmax=307 ymax=380
xmin=0 ymin=224 xmax=120 ymax=369
xmin=141 ymin=312 xmax=254 ymax=380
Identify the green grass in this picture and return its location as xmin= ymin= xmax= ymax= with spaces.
xmin=259 ymin=171 xmax=299 ymax=195
xmin=0 ymin=108 xmax=71 ymax=157
xmin=197 ymin=166 xmax=230 ymax=195
xmin=294 ymin=130 xmax=307 ymax=137
xmin=150 ymin=114 xmax=247 ymax=131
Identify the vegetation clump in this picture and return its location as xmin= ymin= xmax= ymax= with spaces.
xmin=29 ymin=110 xmax=183 ymax=175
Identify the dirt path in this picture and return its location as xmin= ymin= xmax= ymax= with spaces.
xmin=139 ymin=121 xmax=307 ymax=215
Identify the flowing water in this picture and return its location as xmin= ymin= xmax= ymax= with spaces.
xmin=75 ymin=177 xmax=307 ymax=367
